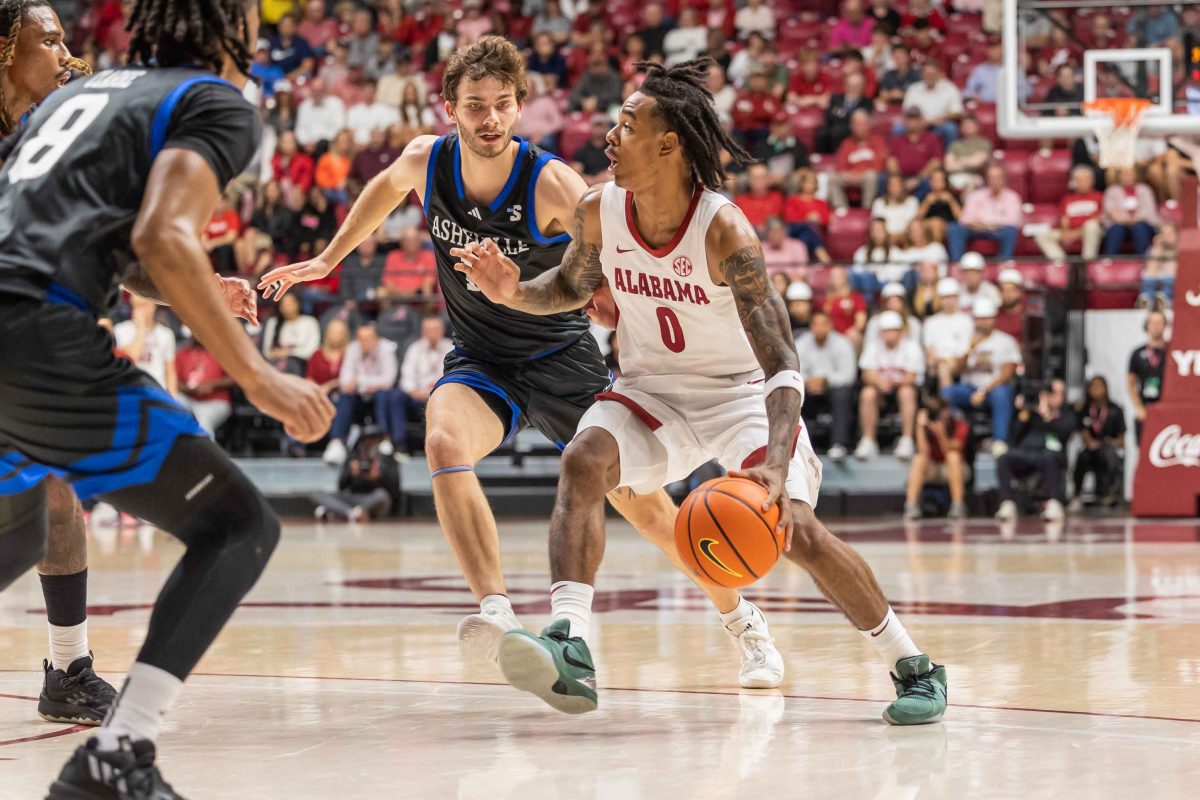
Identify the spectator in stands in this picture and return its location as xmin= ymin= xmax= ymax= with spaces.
xmin=572 ymin=115 xmax=614 ymax=186
xmin=663 ymin=7 xmax=706 ymax=66
xmin=817 ymin=72 xmax=873 ymax=154
xmin=383 ymin=227 xmax=438 ymax=297
xmin=273 ymin=131 xmax=315 ymax=202
xmin=903 ymin=61 xmax=963 ymax=146
xmin=346 ymin=6 xmax=381 ymax=69
xmin=457 ymin=0 xmax=493 ymax=44
xmin=1142 ymin=222 xmax=1178 ymax=308
xmin=868 ymin=0 xmax=902 ymax=36
xmin=958 ymin=252 xmax=1002 ymax=312
xmin=316 ymin=130 xmax=355 ymax=204
xmin=943 ymin=115 xmax=991 ymax=193
xmin=786 ymin=49 xmax=833 ymax=109
xmin=758 ymin=45 xmax=790 ymax=101
xmin=515 ymin=78 xmax=564 ymax=151
xmin=377 ymin=49 xmax=424 ymax=108
xmin=247 ymin=178 xmax=292 ymax=259
xmin=753 ymin=113 xmax=810 ymax=182
xmin=114 ymin=295 xmax=177 ymax=395
xmin=570 ymin=50 xmax=622 ymax=113
xmin=1126 ymin=6 xmax=1180 ymax=47
xmin=308 ymin=319 xmax=349 ymax=401
xmin=855 ymin=310 xmax=923 ymax=460
xmin=915 ymin=168 xmax=960 ymax=243
xmin=899 ymin=218 xmax=949 ymax=269
xmin=863 ymin=27 xmax=895 ymax=77
xmin=1081 ymin=13 xmax=1119 ymax=50
xmin=829 ymin=110 xmax=888 ymax=209
xmin=1128 ymin=309 xmax=1169 ymax=442
xmin=1035 ymin=164 xmax=1104 ymax=260
xmin=635 ymin=3 xmax=671 ymax=60
xmin=822 ymin=265 xmax=869 ymax=349
xmin=325 ymin=323 xmax=401 ymax=464
xmin=830 ymin=0 xmax=874 ymax=53
xmin=268 ymin=12 xmax=317 ymax=82
xmin=298 ymin=0 xmax=338 ymax=54
xmin=797 ymin=308 xmax=858 ymax=462
xmin=736 ymin=163 xmax=784 ymax=229
xmin=1042 ymin=63 xmax=1084 ymax=117
xmin=201 ymin=191 xmax=242 ymax=275
xmin=296 ymin=77 xmax=348 ymax=151
xmin=770 ymin=272 xmax=793 ymax=298
xmin=888 ymin=108 xmax=944 ymax=198
xmin=854 ymin=219 xmax=901 ymax=295
xmin=1071 ymin=376 xmax=1127 ymax=510
xmin=994 ymin=379 xmax=1075 ymax=521
xmin=251 ymin=38 xmax=285 ymax=96
xmin=948 ymin=163 xmax=1023 ymax=260
xmin=528 ymin=33 xmax=568 ymax=87
xmin=292 ymin=185 xmax=338 ymax=262
xmin=533 ymin=0 xmax=572 ymax=46
xmin=736 ymin=0 xmax=776 ymax=41
xmin=262 ymin=293 xmax=322 ymax=377
xmin=995 ymin=268 xmax=1026 ymax=342
xmin=904 ymin=395 xmax=970 ymax=520
xmin=785 ymin=281 xmax=814 ymax=335
xmin=395 ymin=315 xmax=453 ymax=446
xmin=339 ymin=234 xmax=388 ymax=303
xmin=350 ymin=127 xmax=404 ymax=195
xmin=878 ymin=44 xmax=920 ymax=106
xmin=907 ymin=20 xmax=940 ymax=62
xmin=732 ymin=69 xmax=781 ymax=150
xmin=910 ymin=261 xmax=943 ymax=319
xmin=707 ymin=63 xmax=737 ymax=127
xmin=176 ymin=335 xmax=233 ymax=437
xmin=864 ymin=283 xmax=922 ymax=345
xmin=781 ymin=168 xmax=832 ymax=263
xmin=872 ymin=174 xmax=920 ymax=244
xmin=923 ymin=278 xmax=974 ymax=389
xmin=762 ymin=217 xmax=808 ymax=279
xmin=268 ymin=79 xmax=298 ymax=135
xmin=704 ymin=28 xmax=733 ymax=74
xmin=346 ymin=81 xmax=400 ymax=147
xmin=965 ymin=38 xmax=1029 ymax=105
xmin=942 ymin=298 xmax=1021 ymax=457
xmin=313 ymin=426 xmax=401 ymax=523
xmin=1102 ymin=167 xmax=1160 ymax=255
xmin=902 ymin=0 xmax=946 ymax=32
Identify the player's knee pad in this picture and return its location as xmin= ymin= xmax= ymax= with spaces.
xmin=0 ymin=483 xmax=49 ymax=591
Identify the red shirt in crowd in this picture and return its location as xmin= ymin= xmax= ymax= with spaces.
xmin=995 ymin=305 xmax=1024 ymax=342
xmin=889 ymin=130 xmax=943 ymax=177
xmin=822 ymin=290 xmax=867 ymax=334
xmin=731 ymin=89 xmax=781 ymax=132
xmin=836 ymin=134 xmax=889 ymax=173
xmin=383 ymin=249 xmax=438 ymax=294
xmin=204 ymin=209 xmax=241 ymax=241
xmin=789 ymin=71 xmax=835 ymax=99
xmin=927 ymin=415 xmax=970 ymax=463
xmin=272 ymin=151 xmax=315 ymax=196
xmin=901 ymin=10 xmax=946 ymax=31
xmin=306 ymin=349 xmax=344 ymax=388
xmin=1060 ymin=191 xmax=1103 ymax=229
xmin=176 ymin=346 xmax=231 ymax=404
xmin=735 ymin=190 xmax=785 ymax=228
xmin=783 ymin=195 xmax=831 ymax=227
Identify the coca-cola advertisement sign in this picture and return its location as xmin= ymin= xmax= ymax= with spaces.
xmin=1147 ymin=425 xmax=1200 ymax=468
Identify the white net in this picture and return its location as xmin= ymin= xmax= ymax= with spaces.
xmin=1083 ymin=100 xmax=1150 ymax=169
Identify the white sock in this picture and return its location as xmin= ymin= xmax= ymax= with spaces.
xmin=550 ymin=581 xmax=594 ymax=640
xmin=718 ymin=595 xmax=753 ymax=628
xmin=48 ymin=621 xmax=89 ymax=671
xmin=480 ymin=594 xmax=513 ymax=617
xmin=861 ymin=607 xmax=922 ymax=668
xmin=93 ymin=662 xmax=182 ymax=750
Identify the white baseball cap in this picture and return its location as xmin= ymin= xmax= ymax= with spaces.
xmin=960 ymin=252 xmax=985 ymax=271
xmin=878 ymin=310 xmax=904 ymax=331
xmin=881 ymin=282 xmax=906 ymax=299
xmin=998 ymin=268 xmax=1024 ymax=287
xmin=973 ymin=298 xmax=999 ymax=318
xmin=785 ymin=282 xmax=813 ymax=301
xmin=936 ymin=277 xmax=960 ymax=296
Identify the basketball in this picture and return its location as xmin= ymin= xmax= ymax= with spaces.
xmin=675 ymin=477 xmax=784 ymax=589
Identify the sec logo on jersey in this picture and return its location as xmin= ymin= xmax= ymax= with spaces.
xmin=673 ymin=256 xmax=693 ymax=277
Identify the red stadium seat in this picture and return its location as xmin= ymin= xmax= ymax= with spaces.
xmin=969 ymin=102 xmax=997 ymax=145
xmin=825 ymin=208 xmax=870 ymax=262
xmin=1027 ymin=149 xmax=1073 ymax=204
xmin=788 ymin=106 xmax=825 ymax=152
xmin=992 ymin=149 xmax=1029 ymax=198
xmin=558 ymin=113 xmax=593 ymax=162
xmin=1086 ymin=259 xmax=1142 ymax=309
xmin=1018 ymin=203 xmax=1061 ymax=256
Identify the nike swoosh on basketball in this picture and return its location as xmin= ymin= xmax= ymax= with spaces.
xmin=871 ymin=619 xmax=890 ymax=638
xmin=616 ymin=246 xmax=636 ymax=253
xmin=698 ymin=538 xmax=743 ymax=578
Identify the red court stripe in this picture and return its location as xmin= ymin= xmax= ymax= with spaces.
xmin=0 ymin=725 xmax=89 ymax=749
xmin=0 ymin=693 xmax=39 ymax=702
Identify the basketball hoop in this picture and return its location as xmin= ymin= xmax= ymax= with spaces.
xmin=1082 ymin=98 xmax=1152 ymax=169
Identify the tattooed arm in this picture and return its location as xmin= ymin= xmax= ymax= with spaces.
xmin=451 ymin=185 xmax=605 ymax=315
xmin=712 ymin=205 xmax=803 ymax=533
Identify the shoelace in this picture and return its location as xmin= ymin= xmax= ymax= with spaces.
xmin=733 ymin=620 xmax=772 ymax=664
xmin=63 ymin=668 xmax=116 ymax=699
xmin=896 ymin=670 xmax=940 ymax=701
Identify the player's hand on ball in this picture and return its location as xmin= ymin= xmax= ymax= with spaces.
xmin=257 ymin=257 xmax=334 ymax=301
xmin=215 ymin=275 xmax=258 ymax=325
xmin=728 ymin=464 xmax=794 ymax=549
xmin=246 ymin=371 xmax=336 ymax=443
xmin=451 ymin=238 xmax=520 ymax=304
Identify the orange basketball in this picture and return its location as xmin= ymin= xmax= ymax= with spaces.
xmin=674 ymin=477 xmax=784 ymax=589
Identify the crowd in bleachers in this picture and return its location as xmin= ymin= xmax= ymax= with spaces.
xmin=53 ymin=2 xmax=1187 ymax=498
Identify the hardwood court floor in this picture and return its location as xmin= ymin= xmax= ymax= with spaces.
xmin=2 ymin=515 xmax=1199 ymax=799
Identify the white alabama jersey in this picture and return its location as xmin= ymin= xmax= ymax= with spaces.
xmin=599 ymin=183 xmax=758 ymax=379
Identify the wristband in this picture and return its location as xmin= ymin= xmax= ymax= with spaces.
xmin=764 ymin=370 xmax=805 ymax=404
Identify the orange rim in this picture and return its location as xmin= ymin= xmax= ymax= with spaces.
xmin=1082 ymin=98 xmax=1152 ymax=128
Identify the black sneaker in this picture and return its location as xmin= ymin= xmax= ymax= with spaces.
xmin=47 ymin=737 xmax=184 ymax=799
xmin=38 ymin=655 xmax=117 ymax=725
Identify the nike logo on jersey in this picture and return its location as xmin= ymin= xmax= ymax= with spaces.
xmin=612 ymin=268 xmax=711 ymax=306
xmin=616 ymin=246 xmax=636 ymax=254
xmin=698 ymin=538 xmax=743 ymax=578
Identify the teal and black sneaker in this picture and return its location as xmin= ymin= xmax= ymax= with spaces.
xmin=498 ymin=619 xmax=598 ymax=715
xmin=883 ymin=655 xmax=948 ymax=725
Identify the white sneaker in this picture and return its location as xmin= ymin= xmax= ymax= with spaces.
xmin=313 ymin=505 xmax=328 ymax=522
xmin=827 ymin=444 xmax=848 ymax=462
xmin=1042 ymin=499 xmax=1065 ymax=521
xmin=854 ymin=438 xmax=879 ymax=461
xmin=1067 ymin=497 xmax=1084 ymax=513
xmin=990 ymin=440 xmax=1009 ymax=459
xmin=894 ymin=436 xmax=915 ymax=460
xmin=349 ymin=506 xmax=367 ymax=523
xmin=724 ymin=603 xmax=784 ymax=689
xmin=323 ymin=438 xmax=347 ymax=465
xmin=378 ymin=439 xmax=394 ymax=456
xmin=995 ymin=500 xmax=1018 ymax=521
xmin=457 ymin=605 xmax=522 ymax=665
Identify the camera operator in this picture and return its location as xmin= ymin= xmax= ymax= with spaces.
xmin=904 ymin=396 xmax=971 ymax=521
xmin=312 ymin=426 xmax=401 ymax=523
xmin=994 ymin=379 xmax=1077 ymax=522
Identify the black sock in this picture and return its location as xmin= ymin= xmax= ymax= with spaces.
xmin=40 ymin=568 xmax=88 ymax=627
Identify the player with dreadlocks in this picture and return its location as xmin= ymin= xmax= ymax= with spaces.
xmin=458 ymin=58 xmax=951 ymax=725
xmin=0 ymin=0 xmax=125 ymax=730
xmin=0 ymin=0 xmax=333 ymax=797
